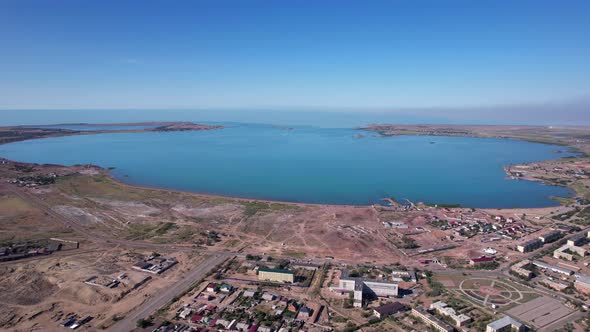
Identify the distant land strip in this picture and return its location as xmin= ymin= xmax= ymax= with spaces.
xmin=0 ymin=122 xmax=223 ymax=145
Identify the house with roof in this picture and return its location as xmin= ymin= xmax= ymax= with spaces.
xmin=190 ymin=314 xmax=203 ymax=325
xmin=287 ymin=302 xmax=299 ymax=312
xmin=261 ymin=292 xmax=276 ymax=301
xmin=298 ymin=305 xmax=313 ymax=319
xmin=220 ymin=283 xmax=233 ymax=293
xmin=206 ymin=283 xmax=218 ymax=293
xmin=236 ymin=321 xmax=250 ymax=330
xmin=243 ymin=290 xmax=257 ymax=298
xmin=179 ymin=307 xmax=192 ymax=319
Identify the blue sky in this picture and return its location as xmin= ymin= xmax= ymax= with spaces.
xmin=1 ymin=0 xmax=589 ymax=115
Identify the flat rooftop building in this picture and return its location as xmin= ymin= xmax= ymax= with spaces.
xmin=430 ymin=301 xmax=471 ymax=327
xmin=567 ymin=233 xmax=587 ymax=246
xmin=373 ymin=302 xmax=406 ymax=319
xmin=553 ymin=244 xmax=586 ymax=261
xmin=411 ymin=307 xmax=454 ymax=332
xmin=333 ymin=269 xmax=398 ymax=308
xmin=538 ymin=230 xmax=562 ymax=243
xmin=486 ymin=316 xmax=524 ymax=332
xmin=258 ymin=268 xmax=294 ymax=283
xmin=510 ymin=260 xmax=533 ymax=279
xmin=516 ymin=238 xmax=542 ymax=253
xmin=575 ymin=274 xmax=590 ymax=294
xmin=532 ymin=260 xmax=574 ymax=275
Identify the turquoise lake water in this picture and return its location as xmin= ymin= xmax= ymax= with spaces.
xmin=0 ymin=123 xmax=575 ymax=207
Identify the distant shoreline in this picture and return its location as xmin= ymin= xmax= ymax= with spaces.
xmin=2 ymin=121 xmax=586 ymax=209
xmin=0 ymin=121 xmax=223 ymax=146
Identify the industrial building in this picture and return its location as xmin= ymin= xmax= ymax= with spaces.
xmin=257 ymin=268 xmax=294 ymax=283
xmin=411 ymin=307 xmax=454 ymax=332
xmin=485 ymin=316 xmax=524 ymax=332
xmin=132 ymin=256 xmax=177 ymax=274
xmin=333 ymin=269 xmax=398 ymax=307
xmin=516 ymin=238 xmax=542 ymax=253
xmin=532 ymin=260 xmax=574 ymax=276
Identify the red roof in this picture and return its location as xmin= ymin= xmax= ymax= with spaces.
xmin=248 ymin=325 xmax=259 ymax=332
xmin=471 ymin=256 xmax=494 ymax=263
xmin=190 ymin=314 xmax=203 ymax=324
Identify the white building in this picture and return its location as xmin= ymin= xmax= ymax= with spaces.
xmin=332 ymin=269 xmax=398 ymax=307
xmin=430 ymin=301 xmax=471 ymax=327
xmin=486 ymin=316 xmax=524 ymax=332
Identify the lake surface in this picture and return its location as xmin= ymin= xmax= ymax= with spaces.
xmin=0 ymin=123 xmax=575 ymax=207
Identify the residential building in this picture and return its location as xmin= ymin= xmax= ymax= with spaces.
xmin=258 ymin=268 xmax=294 ymax=283
xmin=516 ymin=239 xmax=542 ymax=253
xmin=567 ymin=233 xmax=587 ymax=246
xmin=179 ymin=308 xmax=192 ymax=319
xmin=430 ymin=301 xmax=471 ymax=327
xmin=538 ymin=230 xmax=562 ymax=243
xmin=206 ymin=283 xmax=217 ymax=293
xmin=411 ymin=307 xmax=454 ymax=332
xmin=510 ymin=260 xmax=533 ymax=279
xmin=236 ymin=322 xmax=250 ymax=330
xmin=220 ymin=283 xmax=233 ymax=293
xmin=543 ymin=278 xmax=568 ymax=291
xmin=486 ymin=316 xmax=524 ymax=332
xmin=298 ymin=306 xmax=313 ymax=319
xmin=553 ymin=244 xmax=586 ymax=261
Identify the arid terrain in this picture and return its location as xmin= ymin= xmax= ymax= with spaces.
xmin=0 ymin=123 xmax=590 ymax=331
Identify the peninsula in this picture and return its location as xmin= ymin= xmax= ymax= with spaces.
xmin=0 ymin=122 xmax=223 ymax=145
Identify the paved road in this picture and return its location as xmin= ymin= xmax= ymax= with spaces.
xmin=111 ymin=253 xmax=232 ymax=332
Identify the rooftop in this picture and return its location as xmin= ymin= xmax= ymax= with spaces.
xmin=375 ymin=302 xmax=405 ymax=315
xmin=487 ymin=316 xmax=522 ymax=330
xmin=258 ymin=267 xmax=294 ymax=275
